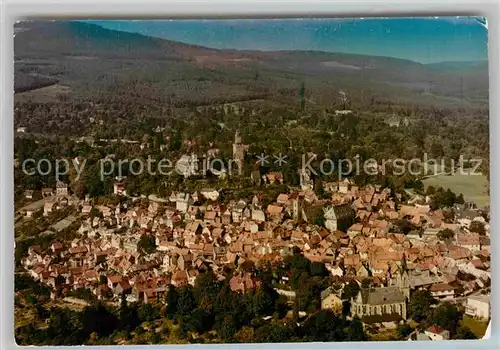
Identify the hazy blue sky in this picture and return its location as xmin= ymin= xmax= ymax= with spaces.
xmin=84 ymin=17 xmax=488 ymax=63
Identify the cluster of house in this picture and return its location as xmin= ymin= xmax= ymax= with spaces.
xmin=21 ymin=178 xmax=491 ymax=327
xmin=21 ymin=182 xmax=71 ymax=218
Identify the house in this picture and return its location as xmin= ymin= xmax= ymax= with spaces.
xmin=461 ymin=259 xmax=490 ymax=280
xmin=356 ymin=265 xmax=370 ymax=278
xmin=456 ymin=234 xmax=481 ymax=252
xmin=143 ymin=286 xmax=169 ymax=304
xmin=321 ymin=287 xmax=343 ymax=310
xmin=277 ymin=193 xmax=289 ymax=205
xmin=113 ymin=182 xmax=127 ymax=196
xmin=25 ymin=208 xmax=37 ymax=218
xmin=107 ymin=275 xmax=122 ymax=289
xmin=251 ymin=208 xmax=266 ymax=223
xmin=123 ymin=238 xmax=139 ymax=253
xmin=324 ymin=203 xmax=355 ymax=232
xmin=229 ymin=272 xmax=260 ymax=293
xmin=56 ymin=181 xmax=68 ymax=196
xmin=204 ymin=211 xmax=217 ymax=225
xmin=51 ymin=242 xmax=64 ymax=254
xmin=423 ymin=228 xmax=441 ymax=240
xmin=175 ymin=193 xmax=190 ymax=213
xmin=424 ymin=326 xmax=450 ymax=340
xmin=465 ymin=294 xmax=490 ymax=320
xmin=267 ymin=205 xmax=284 ymax=219
xmin=327 ymin=264 xmax=344 ymax=277
xmin=114 ymin=280 xmax=132 ymax=295
xmin=347 ymin=223 xmax=363 ymax=238
xmin=42 ymin=188 xmax=54 ymax=198
xmin=171 ymin=270 xmax=188 ymax=287
xmin=338 ymin=179 xmax=351 ymax=194
xmin=82 ymin=204 xmax=92 ymax=216
xmin=43 ymin=201 xmax=55 ymax=216
xmin=429 ymin=283 xmax=455 ymax=300
xmin=265 ymin=172 xmax=284 ymax=185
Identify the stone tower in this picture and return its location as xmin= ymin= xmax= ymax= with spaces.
xmin=232 ymin=130 xmax=245 ymax=172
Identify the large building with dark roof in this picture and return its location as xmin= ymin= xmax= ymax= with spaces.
xmin=350 ymin=270 xmax=410 ymax=321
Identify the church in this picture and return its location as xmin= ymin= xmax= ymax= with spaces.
xmin=350 ymin=269 xmax=410 ymax=321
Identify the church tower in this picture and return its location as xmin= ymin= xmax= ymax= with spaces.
xmin=395 ymin=254 xmax=410 ymax=300
xmin=398 ymin=269 xmax=410 ymax=300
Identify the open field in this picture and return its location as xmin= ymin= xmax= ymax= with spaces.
xmin=460 ymin=315 xmax=488 ymax=338
xmin=423 ymin=172 xmax=489 ymax=208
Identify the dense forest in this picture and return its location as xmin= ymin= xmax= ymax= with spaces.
xmin=13 ymin=21 xmax=489 ymax=199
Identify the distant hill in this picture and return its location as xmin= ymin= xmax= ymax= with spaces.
xmin=425 ymin=61 xmax=488 ymax=76
xmin=14 ymin=20 xmax=489 ymax=107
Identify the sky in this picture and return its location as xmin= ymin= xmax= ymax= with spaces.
xmin=84 ymin=17 xmax=488 ymax=64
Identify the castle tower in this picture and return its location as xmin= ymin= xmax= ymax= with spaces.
xmin=232 ymin=130 xmax=245 ymax=173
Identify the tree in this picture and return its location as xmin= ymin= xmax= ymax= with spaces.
xmin=437 ymin=228 xmax=455 ymax=241
xmin=72 ymin=179 xmax=86 ymax=199
xmin=342 ymin=300 xmax=351 ymax=317
xmin=217 ymin=315 xmax=238 ymax=342
xmin=409 ymin=290 xmax=436 ymax=322
xmin=302 ymin=310 xmax=347 ymax=342
xmin=314 ymin=181 xmax=329 ymax=200
xmin=470 ymin=221 xmax=486 ymax=235
xmin=454 ymin=325 xmax=477 ymax=339
xmin=361 ymin=278 xmax=372 ymax=289
xmin=255 ymin=322 xmax=294 ymax=343
xmin=252 ymin=285 xmax=277 ymax=316
xmin=426 ymin=186 xmax=436 ymax=196
xmin=342 ymin=282 xmax=360 ymax=300
xmin=310 ymin=262 xmax=328 ymax=277
xmin=99 ymin=275 xmax=107 ymax=285
xmin=138 ymin=303 xmax=159 ymax=322
xmin=138 ymin=234 xmax=156 ymax=254
xmin=81 ymin=302 xmax=119 ymax=338
xmin=429 ymin=302 xmax=462 ymax=335
xmin=195 ymin=208 xmax=203 ymax=220
xmin=165 ymin=285 xmax=179 ymax=319
xmin=396 ymin=323 xmax=413 ymax=339
xmin=118 ymin=295 xmax=140 ymax=331
xmin=187 ymin=308 xmax=214 ymax=334
xmin=177 ymin=286 xmax=196 ymax=317
xmin=347 ymin=316 xmax=367 ymax=341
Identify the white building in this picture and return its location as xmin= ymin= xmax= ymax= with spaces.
xmin=175 ymin=154 xmax=199 ymax=178
xmin=200 ymin=188 xmax=219 ymax=201
xmin=429 ymin=283 xmax=455 ymax=300
xmin=424 ymin=326 xmax=450 ymax=340
xmin=466 ymin=294 xmax=490 ymax=320
xmin=56 ymin=181 xmax=68 ymax=196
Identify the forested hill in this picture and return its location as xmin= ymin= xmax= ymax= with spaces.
xmin=14 ymin=20 xmax=488 ymax=108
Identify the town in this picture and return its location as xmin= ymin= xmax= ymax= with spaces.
xmin=15 ymin=131 xmax=491 ymax=343
xmin=12 ymin=18 xmax=491 ymax=345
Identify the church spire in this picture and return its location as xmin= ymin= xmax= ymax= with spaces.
xmin=401 ymin=252 xmax=408 ymax=273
